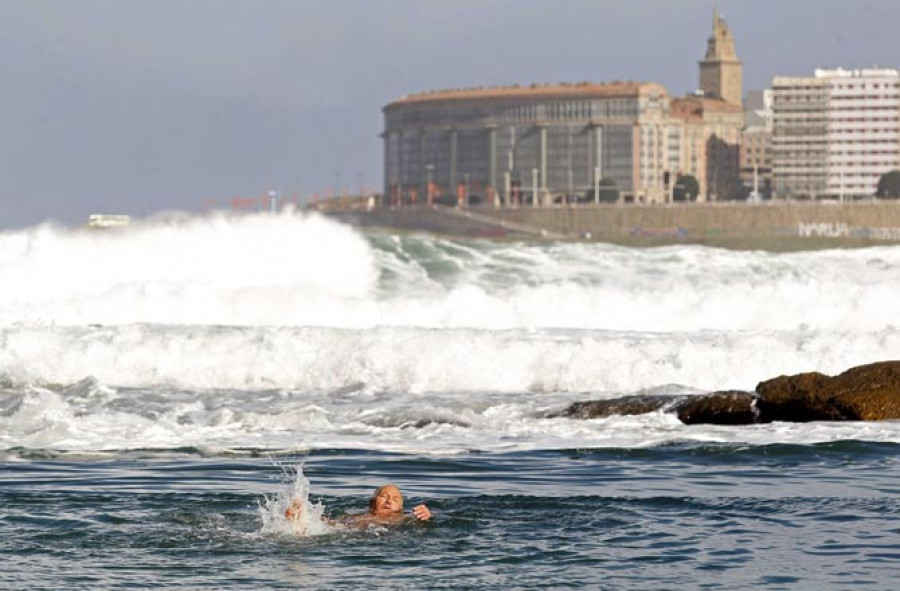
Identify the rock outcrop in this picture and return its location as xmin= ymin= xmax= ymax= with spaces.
xmin=553 ymin=395 xmax=672 ymax=419
xmin=552 ymin=361 xmax=900 ymax=425
xmin=674 ymin=390 xmax=758 ymax=425
xmin=756 ymin=361 xmax=900 ymax=422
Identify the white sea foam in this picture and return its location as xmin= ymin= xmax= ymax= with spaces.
xmin=0 ymin=212 xmax=376 ymax=327
xmin=1 ymin=323 xmax=898 ymax=393
xmin=2 ymin=213 xmax=900 ymax=453
xmin=3 ymin=379 xmax=900 ymax=454
xmin=2 ymin=213 xmax=900 ymax=331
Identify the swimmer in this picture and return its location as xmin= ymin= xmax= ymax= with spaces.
xmin=285 ymin=483 xmax=432 ymax=526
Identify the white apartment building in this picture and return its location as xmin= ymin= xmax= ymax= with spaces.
xmin=773 ymin=68 xmax=900 ymax=199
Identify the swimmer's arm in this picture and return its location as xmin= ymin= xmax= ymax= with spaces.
xmin=285 ymin=500 xmax=302 ymax=520
xmin=411 ymin=504 xmax=431 ymax=521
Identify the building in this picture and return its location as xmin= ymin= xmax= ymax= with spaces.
xmin=669 ymin=5 xmax=745 ymax=201
xmin=699 ymin=5 xmax=743 ymax=108
xmin=381 ymin=8 xmax=744 ymax=205
xmin=772 ymin=68 xmax=900 ymax=200
xmin=740 ymin=90 xmax=773 ymax=198
xmin=382 ymin=82 xmax=672 ymax=205
xmin=669 ymin=95 xmax=744 ymax=201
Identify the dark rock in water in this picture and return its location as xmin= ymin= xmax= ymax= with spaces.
xmin=552 ymin=391 xmax=758 ymax=425
xmin=756 ymin=361 xmax=900 ymax=422
xmin=550 ymin=395 xmax=673 ymax=419
xmin=552 ymin=361 xmax=900 ymax=425
xmin=755 ymin=371 xmax=843 ymax=421
xmin=675 ymin=391 xmax=758 ymax=425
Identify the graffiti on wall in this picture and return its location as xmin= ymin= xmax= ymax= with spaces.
xmin=798 ymin=222 xmax=900 ymax=241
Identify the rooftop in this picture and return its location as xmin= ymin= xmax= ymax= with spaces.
xmin=670 ymin=95 xmax=743 ymax=121
xmin=386 ymin=81 xmax=667 ymax=108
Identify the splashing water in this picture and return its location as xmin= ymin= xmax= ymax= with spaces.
xmin=258 ymin=462 xmax=333 ymax=537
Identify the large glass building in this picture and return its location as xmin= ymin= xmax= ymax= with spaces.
xmin=382 ymin=82 xmax=672 ymax=206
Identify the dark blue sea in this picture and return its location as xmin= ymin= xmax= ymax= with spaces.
xmin=2 ymin=214 xmax=900 ymax=589
xmin=3 ymin=445 xmax=899 ymax=589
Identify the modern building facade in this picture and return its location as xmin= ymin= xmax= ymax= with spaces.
xmin=382 ymin=82 xmax=672 ymax=205
xmin=772 ymin=68 xmax=900 ymax=199
xmin=381 ymin=8 xmax=745 ymax=205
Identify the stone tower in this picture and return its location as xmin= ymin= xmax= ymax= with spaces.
xmin=698 ymin=4 xmax=743 ymax=106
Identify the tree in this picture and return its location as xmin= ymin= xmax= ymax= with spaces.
xmin=673 ymin=174 xmax=700 ymax=202
xmin=876 ymin=170 xmax=900 ymax=198
xmin=582 ymin=177 xmax=619 ymax=203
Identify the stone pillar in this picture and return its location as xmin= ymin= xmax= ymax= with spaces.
xmin=418 ymin=129 xmax=427 ymax=199
xmin=396 ymin=131 xmax=404 ymax=204
xmin=488 ymin=126 xmax=497 ymax=199
xmin=539 ymin=125 xmax=548 ymax=203
xmin=449 ymin=128 xmax=458 ymax=194
xmin=382 ymin=131 xmax=390 ymax=203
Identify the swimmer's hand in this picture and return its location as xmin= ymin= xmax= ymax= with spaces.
xmin=285 ymin=499 xmax=303 ymax=521
xmin=412 ymin=504 xmax=431 ymax=521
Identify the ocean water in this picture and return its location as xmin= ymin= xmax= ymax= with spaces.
xmin=1 ymin=212 xmax=899 ymax=589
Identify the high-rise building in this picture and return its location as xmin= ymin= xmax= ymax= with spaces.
xmin=772 ymin=68 xmax=900 ymax=199
xmin=699 ymin=5 xmax=743 ymax=107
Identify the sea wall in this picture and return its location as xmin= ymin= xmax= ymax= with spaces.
xmin=324 ymin=201 xmax=900 ymax=247
xmin=475 ymin=201 xmax=900 ymax=243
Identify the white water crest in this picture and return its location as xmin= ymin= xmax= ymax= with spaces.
xmin=0 ymin=212 xmax=376 ymax=327
xmin=2 ymin=212 xmax=900 ymax=453
xmin=2 ymin=212 xmax=900 ymax=331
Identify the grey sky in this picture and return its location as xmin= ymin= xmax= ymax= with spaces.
xmin=1 ymin=0 xmax=897 ymax=228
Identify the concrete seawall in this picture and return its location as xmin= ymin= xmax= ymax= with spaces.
xmin=324 ymin=201 xmax=900 ymax=249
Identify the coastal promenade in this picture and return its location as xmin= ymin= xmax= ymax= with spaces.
xmin=325 ymin=200 xmax=900 ymax=249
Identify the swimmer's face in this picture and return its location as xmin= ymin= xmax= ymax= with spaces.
xmin=371 ymin=485 xmax=403 ymax=516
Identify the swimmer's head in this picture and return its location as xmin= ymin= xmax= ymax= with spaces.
xmin=369 ymin=484 xmax=403 ymax=516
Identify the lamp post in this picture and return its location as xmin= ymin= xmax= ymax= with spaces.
xmin=426 ymin=163 xmax=434 ymax=206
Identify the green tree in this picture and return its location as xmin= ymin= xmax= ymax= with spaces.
xmin=876 ymin=170 xmax=900 ymax=198
xmin=673 ymin=174 xmax=700 ymax=201
xmin=583 ymin=177 xmax=619 ymax=203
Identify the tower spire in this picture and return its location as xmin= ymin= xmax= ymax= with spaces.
xmin=698 ymin=1 xmax=743 ymax=106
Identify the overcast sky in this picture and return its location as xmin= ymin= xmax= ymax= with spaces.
xmin=1 ymin=0 xmax=898 ymax=228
